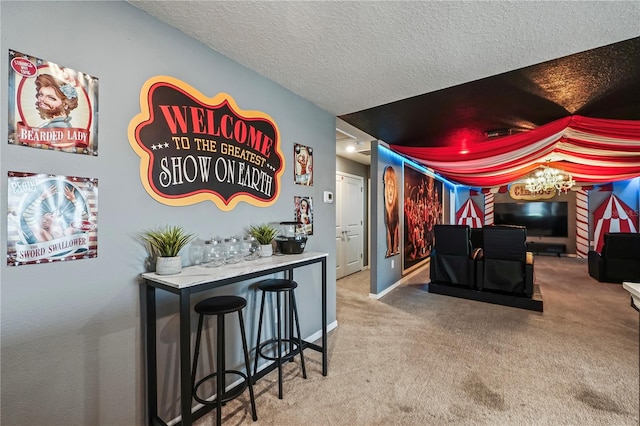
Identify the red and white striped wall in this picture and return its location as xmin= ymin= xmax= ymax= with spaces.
xmin=575 ymin=188 xmax=589 ymax=258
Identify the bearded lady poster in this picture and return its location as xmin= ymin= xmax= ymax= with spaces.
xmin=8 ymin=49 xmax=99 ymax=155
xmin=7 ymin=172 xmax=98 ymax=266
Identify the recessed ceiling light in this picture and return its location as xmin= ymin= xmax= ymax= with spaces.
xmin=346 ymin=145 xmax=356 ymax=152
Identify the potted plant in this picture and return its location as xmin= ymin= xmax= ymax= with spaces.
xmin=141 ymin=225 xmax=195 ymax=275
xmin=246 ymin=223 xmax=279 ymax=257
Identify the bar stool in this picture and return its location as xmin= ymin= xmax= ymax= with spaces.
xmin=191 ymin=295 xmax=257 ymax=426
xmin=253 ymin=278 xmax=307 ymax=399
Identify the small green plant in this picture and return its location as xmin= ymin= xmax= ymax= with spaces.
xmin=141 ymin=225 xmax=195 ymax=258
xmin=246 ymin=223 xmax=279 ymax=245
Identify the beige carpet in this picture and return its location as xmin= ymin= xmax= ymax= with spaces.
xmin=196 ymin=256 xmax=640 ymax=425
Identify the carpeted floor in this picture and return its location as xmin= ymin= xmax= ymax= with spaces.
xmin=195 ymin=256 xmax=640 ymax=425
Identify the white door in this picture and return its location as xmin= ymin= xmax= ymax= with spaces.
xmin=336 ymin=173 xmax=363 ymax=279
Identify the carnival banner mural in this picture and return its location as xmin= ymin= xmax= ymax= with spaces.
xmin=8 ymin=49 xmax=99 ymax=155
xmin=7 ymin=172 xmax=98 ymax=266
xmin=403 ymin=164 xmax=443 ymax=271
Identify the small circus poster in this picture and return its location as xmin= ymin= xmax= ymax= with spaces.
xmin=294 ymin=143 xmax=313 ymax=186
xmin=8 ymin=49 xmax=99 ymax=155
xmin=7 ymin=171 xmax=99 ymax=266
xmin=294 ymin=196 xmax=313 ymax=235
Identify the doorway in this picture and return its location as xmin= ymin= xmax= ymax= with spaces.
xmin=336 ymin=172 xmax=364 ymax=279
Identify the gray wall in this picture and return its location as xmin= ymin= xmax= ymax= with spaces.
xmin=336 ymin=156 xmax=369 ymax=267
xmin=371 ymin=143 xmax=455 ymax=294
xmin=371 ymin=141 xmax=403 ymax=293
xmin=1 ymin=2 xmax=336 ymax=424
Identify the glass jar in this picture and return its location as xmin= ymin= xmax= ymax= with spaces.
xmin=189 ymin=239 xmax=205 ymax=266
xmin=224 ymin=236 xmax=243 ymax=264
xmin=242 ymin=235 xmax=261 ymax=261
xmin=202 ymin=238 xmax=226 ymax=268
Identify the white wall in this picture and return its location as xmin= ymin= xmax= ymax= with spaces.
xmin=0 ymin=2 xmax=336 ymax=424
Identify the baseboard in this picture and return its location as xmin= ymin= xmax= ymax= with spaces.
xmin=304 ymin=320 xmax=338 ymax=343
xmin=370 ymin=280 xmax=402 ymax=299
xmin=370 ymin=264 xmax=428 ymax=299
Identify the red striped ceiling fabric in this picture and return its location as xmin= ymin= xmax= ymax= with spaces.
xmin=390 ymin=115 xmax=640 ymax=188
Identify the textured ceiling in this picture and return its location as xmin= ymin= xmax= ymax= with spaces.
xmin=129 ymin=1 xmax=640 ymax=161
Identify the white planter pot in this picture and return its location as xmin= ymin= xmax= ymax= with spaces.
xmin=156 ymin=256 xmax=182 ymax=275
xmin=260 ymin=244 xmax=273 ymax=257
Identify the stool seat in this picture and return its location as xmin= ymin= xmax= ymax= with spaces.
xmin=258 ymin=278 xmax=298 ymax=292
xmin=195 ymin=295 xmax=246 ymax=315
xmin=192 ymin=295 xmax=257 ymax=426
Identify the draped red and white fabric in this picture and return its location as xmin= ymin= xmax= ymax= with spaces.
xmin=592 ymin=194 xmax=638 ymax=253
xmin=390 ymin=116 xmax=640 ymax=187
xmin=456 ymin=198 xmax=483 ymax=228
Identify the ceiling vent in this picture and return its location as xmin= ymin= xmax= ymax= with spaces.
xmin=484 ymin=128 xmax=513 ymax=138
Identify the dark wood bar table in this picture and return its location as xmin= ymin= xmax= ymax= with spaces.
xmin=141 ymin=251 xmax=329 ymax=426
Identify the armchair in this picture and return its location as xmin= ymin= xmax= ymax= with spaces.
xmin=588 ymin=233 xmax=640 ymax=283
xmin=476 ymin=225 xmax=534 ymax=298
xmin=430 ymin=224 xmax=475 ymax=288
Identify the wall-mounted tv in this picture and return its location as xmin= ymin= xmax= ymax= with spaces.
xmin=494 ymin=201 xmax=568 ymax=237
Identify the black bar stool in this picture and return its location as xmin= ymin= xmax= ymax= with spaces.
xmin=253 ymin=278 xmax=307 ymax=399
xmin=191 ymin=295 xmax=257 ymax=426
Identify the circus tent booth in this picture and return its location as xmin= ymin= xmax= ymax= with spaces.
xmin=592 ymin=194 xmax=638 ymax=254
xmin=456 ymin=198 xmax=483 ymax=228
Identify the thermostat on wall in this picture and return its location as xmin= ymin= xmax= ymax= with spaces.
xmin=323 ymin=191 xmax=334 ymax=203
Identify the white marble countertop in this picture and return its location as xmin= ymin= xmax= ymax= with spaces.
xmin=142 ymin=251 xmax=328 ymax=289
xmin=622 ymin=282 xmax=640 ymax=310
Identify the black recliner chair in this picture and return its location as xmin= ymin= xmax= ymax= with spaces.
xmin=430 ymin=224 xmax=475 ymax=288
xmin=588 ymin=232 xmax=640 ymax=283
xmin=476 ymin=225 xmax=534 ymax=298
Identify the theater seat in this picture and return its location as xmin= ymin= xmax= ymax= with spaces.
xmin=588 ymin=233 xmax=640 ymax=283
xmin=476 ymin=225 xmax=534 ymax=298
xmin=430 ymin=224 xmax=475 ymax=288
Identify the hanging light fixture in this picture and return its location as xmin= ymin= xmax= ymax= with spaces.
xmin=524 ymin=161 xmax=575 ymax=194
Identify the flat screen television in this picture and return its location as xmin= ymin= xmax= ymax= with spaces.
xmin=494 ymin=201 xmax=568 ymax=237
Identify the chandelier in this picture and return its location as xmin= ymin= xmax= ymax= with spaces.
xmin=525 ymin=162 xmax=575 ymax=194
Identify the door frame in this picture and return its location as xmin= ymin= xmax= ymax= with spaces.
xmin=336 ymin=171 xmax=365 ymax=278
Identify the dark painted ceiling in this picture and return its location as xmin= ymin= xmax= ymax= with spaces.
xmin=340 ymin=37 xmax=640 ymax=150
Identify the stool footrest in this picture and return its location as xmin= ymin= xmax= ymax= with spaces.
xmin=256 ymin=338 xmax=303 ymax=363
xmin=193 ymin=370 xmax=250 ymax=406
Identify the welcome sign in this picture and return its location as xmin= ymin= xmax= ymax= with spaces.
xmin=128 ymin=76 xmax=283 ymax=210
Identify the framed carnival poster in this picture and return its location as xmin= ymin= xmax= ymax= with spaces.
xmin=294 ymin=196 xmax=313 ymax=235
xmin=403 ymin=164 xmax=443 ymax=271
xmin=7 ymin=172 xmax=98 ymax=266
xmin=8 ymin=49 xmax=99 ymax=155
xmin=294 ymin=143 xmax=313 ymax=186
